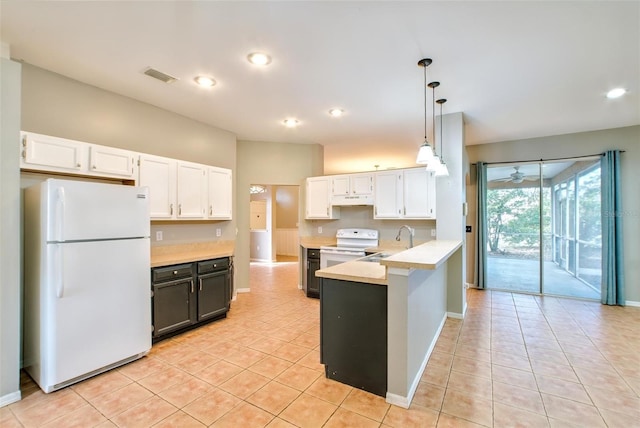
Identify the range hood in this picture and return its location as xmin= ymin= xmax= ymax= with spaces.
xmin=331 ymin=194 xmax=374 ymax=206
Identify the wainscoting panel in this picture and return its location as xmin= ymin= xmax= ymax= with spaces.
xmin=275 ymin=228 xmax=299 ymax=256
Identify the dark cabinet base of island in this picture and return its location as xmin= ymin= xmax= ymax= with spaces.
xmin=319 ymin=277 xmax=387 ymax=397
xmin=151 ymin=257 xmax=233 ymax=343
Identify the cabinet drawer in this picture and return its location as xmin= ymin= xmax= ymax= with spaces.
xmin=152 ymin=264 xmax=193 ymax=283
xmin=197 ymin=258 xmax=229 ymax=274
xmin=307 ymin=249 xmax=320 ymax=259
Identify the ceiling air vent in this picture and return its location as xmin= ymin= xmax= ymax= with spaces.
xmin=143 ymin=67 xmax=178 ymax=84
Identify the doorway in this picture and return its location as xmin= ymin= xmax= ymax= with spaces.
xmin=249 ymin=184 xmax=300 ymax=263
xmin=485 ymin=159 xmax=601 ymax=299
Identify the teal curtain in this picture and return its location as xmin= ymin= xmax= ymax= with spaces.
xmin=476 ymin=162 xmax=488 ymax=289
xmin=601 ymin=150 xmax=625 ymax=305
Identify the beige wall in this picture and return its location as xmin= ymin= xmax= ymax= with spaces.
xmin=1 ymin=57 xmax=22 ymax=405
xmin=275 ymin=186 xmax=299 ymax=229
xmin=466 ymin=125 xmax=640 ymax=302
xmin=236 ymin=140 xmax=323 ymax=291
xmin=20 ymin=63 xmax=238 ymax=245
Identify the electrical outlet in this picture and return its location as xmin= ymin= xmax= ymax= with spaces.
xmin=216 ymin=228 xmax=221 ymax=237
xmin=466 ymin=225 xmax=472 ymax=233
xmin=156 ymin=231 xmax=163 ymax=241
xmin=318 ymin=226 xmax=323 ymax=234
xmin=431 ymin=229 xmax=437 ymax=237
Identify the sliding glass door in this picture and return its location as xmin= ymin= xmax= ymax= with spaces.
xmin=485 ymin=159 xmax=601 ymax=299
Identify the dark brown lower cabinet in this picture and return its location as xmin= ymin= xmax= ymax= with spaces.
xmin=152 ymin=257 xmax=232 ymax=342
xmin=320 ymin=277 xmax=387 ymax=397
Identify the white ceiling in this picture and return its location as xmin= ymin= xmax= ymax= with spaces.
xmin=2 ymin=1 xmax=638 ymax=174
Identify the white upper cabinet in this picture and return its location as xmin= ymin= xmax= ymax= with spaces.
xmin=306 ymin=176 xmax=340 ymax=219
xmin=350 ymin=173 xmax=375 ymax=197
xmin=88 ymin=144 xmax=137 ymax=179
xmin=207 ymin=166 xmax=232 ymax=220
xmin=138 ymin=154 xmax=177 ymax=220
xmin=403 ymin=168 xmax=436 ymax=218
xmin=20 ymin=131 xmax=235 ymax=222
xmin=374 ymin=168 xmax=436 ymax=219
xmin=176 ymin=161 xmax=207 ymax=219
xmin=21 ymin=132 xmax=85 ymax=174
xmin=331 ymin=175 xmax=350 ymax=196
xmin=21 ymin=131 xmax=136 ymax=180
xmin=330 ymin=172 xmax=374 ymax=205
xmin=374 ymin=171 xmax=402 ymax=218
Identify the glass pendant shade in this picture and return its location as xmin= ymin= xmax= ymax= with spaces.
xmin=434 ymin=159 xmax=449 ymax=177
xmin=416 ymin=141 xmax=435 ymax=164
xmin=425 ymin=155 xmax=440 ymax=171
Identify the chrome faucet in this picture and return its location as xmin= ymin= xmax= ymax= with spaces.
xmin=395 ymin=225 xmax=415 ymax=248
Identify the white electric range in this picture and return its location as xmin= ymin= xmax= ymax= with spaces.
xmin=320 ymin=228 xmax=379 ymax=269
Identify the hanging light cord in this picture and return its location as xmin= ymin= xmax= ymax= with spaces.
xmin=439 ymin=101 xmax=444 ymax=162
xmin=423 ymin=65 xmax=427 ymax=142
xmin=432 ymin=85 xmax=436 ymax=155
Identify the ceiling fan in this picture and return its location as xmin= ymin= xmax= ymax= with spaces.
xmin=494 ymin=166 xmax=538 ymax=184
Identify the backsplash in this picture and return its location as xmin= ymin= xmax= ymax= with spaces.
xmin=299 ymin=205 xmax=436 ymax=244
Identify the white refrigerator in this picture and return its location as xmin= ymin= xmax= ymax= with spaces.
xmin=23 ymin=179 xmax=152 ymax=393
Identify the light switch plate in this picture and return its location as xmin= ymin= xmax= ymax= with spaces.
xmin=318 ymin=226 xmax=323 ymax=234
xmin=156 ymin=231 xmax=163 ymax=241
xmin=216 ymin=228 xmax=221 ymax=237
xmin=431 ymin=229 xmax=436 ymax=237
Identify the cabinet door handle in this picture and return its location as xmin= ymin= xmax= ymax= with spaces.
xmin=92 ymin=165 xmax=96 ymax=169
xmin=178 ymin=204 xmax=182 ymax=215
xmin=190 ymin=280 xmax=194 ymax=293
xmin=170 ymin=204 xmax=174 ymax=215
xmin=199 ymin=278 xmax=203 ymax=291
xmin=209 ymin=205 xmax=213 ymax=216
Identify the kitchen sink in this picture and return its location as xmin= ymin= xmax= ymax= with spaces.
xmin=359 ymin=253 xmax=391 ymax=263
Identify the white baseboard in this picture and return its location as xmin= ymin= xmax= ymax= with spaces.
xmin=626 ymin=300 xmax=640 ymax=307
xmin=236 ymin=288 xmax=250 ymax=293
xmin=386 ymin=313 xmax=447 ymax=409
xmin=298 ymin=284 xmax=302 ymax=290
xmin=0 ymin=390 xmax=21 ymax=407
xmin=447 ymin=311 xmax=464 ymax=319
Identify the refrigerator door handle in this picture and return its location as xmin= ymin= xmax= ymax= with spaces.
xmin=55 ymin=244 xmax=65 ymax=298
xmin=56 ymin=186 xmax=66 ymax=242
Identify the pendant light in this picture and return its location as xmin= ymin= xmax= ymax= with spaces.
xmin=416 ymin=58 xmax=435 ymax=164
xmin=425 ymin=81 xmax=440 ymax=171
xmin=434 ymin=98 xmax=449 ymax=177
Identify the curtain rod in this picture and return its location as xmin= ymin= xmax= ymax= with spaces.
xmin=471 ymin=151 xmax=625 ymax=166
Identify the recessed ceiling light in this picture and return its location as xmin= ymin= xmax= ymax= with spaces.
xmin=329 ymin=108 xmax=344 ymax=117
xmin=283 ymin=118 xmax=299 ymax=128
xmin=194 ymin=75 xmax=216 ymax=88
xmin=606 ymin=88 xmax=626 ymax=99
xmin=247 ymin=52 xmax=272 ymax=66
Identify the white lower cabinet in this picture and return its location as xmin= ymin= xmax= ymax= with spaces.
xmin=138 ymin=154 xmax=177 ymax=219
xmin=207 ymin=167 xmax=232 ymax=220
xmin=374 ymin=168 xmax=436 ymax=219
xmin=176 ymin=161 xmax=207 ymax=219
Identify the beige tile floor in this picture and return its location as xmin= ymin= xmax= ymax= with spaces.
xmin=2 ymin=261 xmax=640 ymax=427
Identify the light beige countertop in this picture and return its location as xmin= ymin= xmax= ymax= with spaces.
xmin=315 ymin=259 xmax=388 ymax=285
xmin=380 ymin=240 xmax=462 ymax=270
xmin=299 ymin=236 xmax=337 ymax=249
xmin=315 ymin=240 xmax=462 ymax=285
xmin=151 ymin=241 xmax=235 ymax=268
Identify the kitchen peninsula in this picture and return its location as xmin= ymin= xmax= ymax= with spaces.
xmin=315 ymin=239 xmax=463 ymax=408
